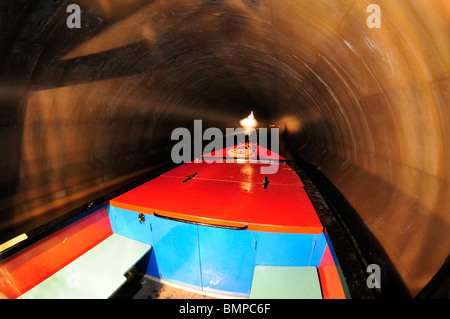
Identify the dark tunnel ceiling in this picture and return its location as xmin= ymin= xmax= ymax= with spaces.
xmin=0 ymin=0 xmax=449 ymax=296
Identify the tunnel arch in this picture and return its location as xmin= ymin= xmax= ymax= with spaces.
xmin=0 ymin=0 xmax=449 ymax=297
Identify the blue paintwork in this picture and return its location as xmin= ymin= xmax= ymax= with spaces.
xmin=322 ymin=232 xmax=341 ymax=265
xmin=108 ymin=205 xmax=159 ymax=277
xmin=150 ymin=217 xmax=202 ymax=290
xmin=310 ymin=233 xmax=328 ymax=267
xmin=108 ymin=205 xmax=330 ymax=296
xmin=255 ymin=231 xmax=327 ymax=267
xmin=198 ymin=226 xmax=256 ymax=297
xmin=108 ymin=205 xmax=152 ymax=245
xmin=108 ymin=204 xmax=119 ymax=234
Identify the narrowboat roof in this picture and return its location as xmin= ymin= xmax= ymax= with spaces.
xmin=110 ymin=160 xmax=323 ymax=234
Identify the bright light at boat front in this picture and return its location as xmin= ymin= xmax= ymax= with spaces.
xmin=240 ymin=111 xmax=258 ymax=134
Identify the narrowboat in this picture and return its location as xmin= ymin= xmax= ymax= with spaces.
xmin=0 ymin=142 xmax=350 ymax=299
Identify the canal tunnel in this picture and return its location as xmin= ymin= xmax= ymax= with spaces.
xmin=0 ymin=0 xmax=449 ymax=298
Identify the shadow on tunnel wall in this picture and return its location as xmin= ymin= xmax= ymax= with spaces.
xmin=285 ymin=127 xmax=449 ymax=298
xmin=270 ymin=0 xmax=450 ymax=297
xmin=0 ymin=0 xmax=449 ymax=299
xmin=0 ymin=0 xmax=269 ymax=243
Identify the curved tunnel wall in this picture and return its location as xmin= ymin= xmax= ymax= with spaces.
xmin=0 ymin=0 xmax=449 ymax=297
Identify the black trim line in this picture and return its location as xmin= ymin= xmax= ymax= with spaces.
xmin=153 ymin=212 xmax=248 ymax=230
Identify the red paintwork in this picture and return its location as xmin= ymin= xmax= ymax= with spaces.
xmin=162 ymin=162 xmax=303 ymax=187
xmin=318 ymin=244 xmax=346 ymax=299
xmin=110 ymin=162 xmax=322 ymax=234
xmin=0 ymin=207 xmax=112 ymax=299
xmin=0 ymin=145 xmax=346 ymax=299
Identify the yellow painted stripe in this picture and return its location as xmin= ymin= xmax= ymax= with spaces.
xmin=0 ymin=233 xmax=28 ymax=253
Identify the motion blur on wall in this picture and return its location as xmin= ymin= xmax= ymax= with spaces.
xmin=0 ymin=0 xmax=448 ymax=297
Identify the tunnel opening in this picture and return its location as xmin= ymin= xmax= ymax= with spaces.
xmin=0 ymin=0 xmax=449 ymax=299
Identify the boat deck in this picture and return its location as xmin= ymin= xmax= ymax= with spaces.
xmin=110 ymin=161 xmax=323 ymax=234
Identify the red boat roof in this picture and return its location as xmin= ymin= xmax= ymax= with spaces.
xmin=110 ymin=162 xmax=322 ymax=234
xmin=162 ymin=161 xmax=303 ymax=187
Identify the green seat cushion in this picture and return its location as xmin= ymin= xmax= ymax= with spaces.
xmin=19 ymin=234 xmax=151 ymax=299
xmin=250 ymin=266 xmax=322 ymax=299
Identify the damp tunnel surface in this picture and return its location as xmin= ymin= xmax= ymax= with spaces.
xmin=0 ymin=0 xmax=449 ymax=298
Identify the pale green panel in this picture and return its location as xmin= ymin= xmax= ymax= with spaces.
xmin=250 ymin=266 xmax=322 ymax=299
xmin=19 ymin=234 xmax=151 ymax=299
